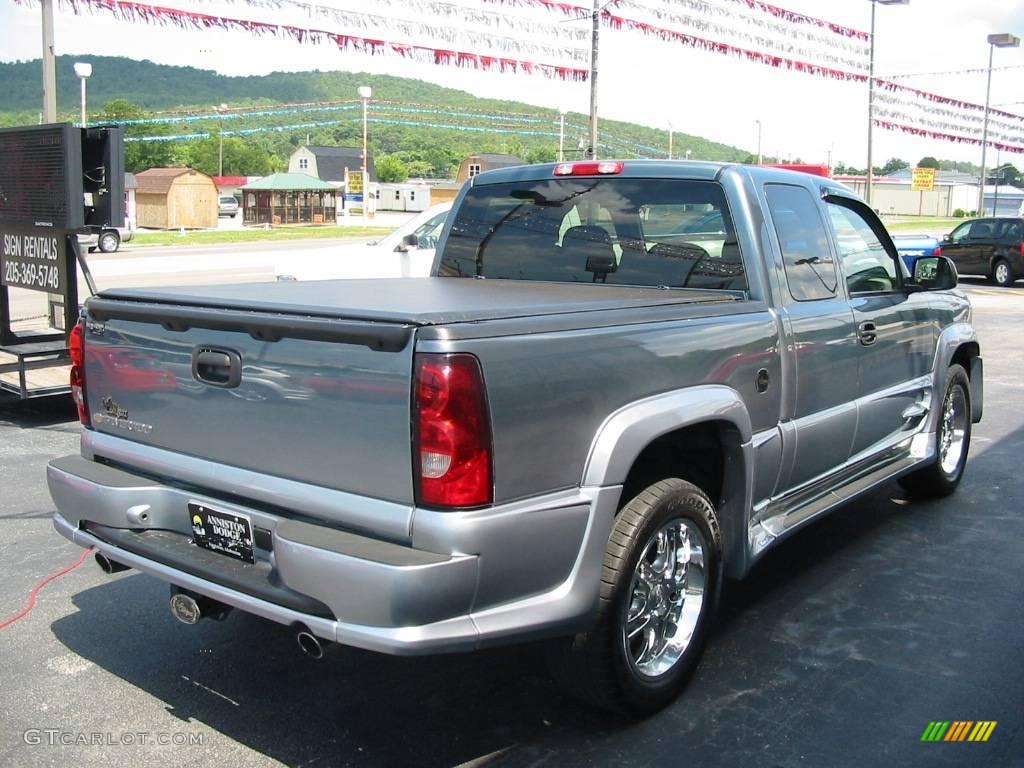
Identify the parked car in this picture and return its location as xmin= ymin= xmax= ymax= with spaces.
xmin=219 ymin=196 xmax=240 ymax=218
xmin=50 ymin=162 xmax=982 ymax=716
xmin=77 ymin=221 xmax=134 ymax=254
xmin=940 ymin=216 xmax=1024 ymax=286
xmin=892 ymin=234 xmax=942 ymax=273
xmin=275 ymin=202 xmax=451 ymax=281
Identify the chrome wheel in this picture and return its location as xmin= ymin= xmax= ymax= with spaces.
xmin=994 ymin=260 xmax=1011 ymax=286
xmin=939 ymin=383 xmax=968 ymax=475
xmin=98 ymin=231 xmax=120 ymax=253
xmin=623 ymin=518 xmax=707 ymax=679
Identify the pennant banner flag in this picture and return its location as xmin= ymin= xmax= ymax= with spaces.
xmin=15 ymin=0 xmax=1024 ymax=152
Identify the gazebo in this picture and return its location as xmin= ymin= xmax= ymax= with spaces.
xmin=241 ymin=173 xmax=338 ymax=225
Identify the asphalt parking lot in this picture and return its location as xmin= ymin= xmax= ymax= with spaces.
xmin=0 ymin=279 xmax=1021 ymax=768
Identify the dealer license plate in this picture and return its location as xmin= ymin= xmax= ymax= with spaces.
xmin=189 ymin=502 xmax=255 ymax=564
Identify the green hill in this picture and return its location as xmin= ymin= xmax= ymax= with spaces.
xmin=0 ymin=56 xmax=754 ymax=177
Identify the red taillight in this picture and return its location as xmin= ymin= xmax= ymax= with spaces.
xmin=68 ymin=321 xmax=90 ymax=427
xmin=414 ymin=353 xmax=492 ymax=508
xmin=553 ymin=161 xmax=624 ymax=176
xmin=935 ymin=246 xmax=942 ymax=258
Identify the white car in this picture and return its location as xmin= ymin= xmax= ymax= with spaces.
xmin=275 ymin=202 xmax=452 ymax=281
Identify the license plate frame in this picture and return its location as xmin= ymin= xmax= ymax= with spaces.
xmin=188 ymin=502 xmax=255 ymax=564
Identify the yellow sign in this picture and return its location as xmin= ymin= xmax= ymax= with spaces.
xmin=347 ymin=170 xmax=364 ymax=195
xmin=911 ymin=167 xmax=936 ymax=191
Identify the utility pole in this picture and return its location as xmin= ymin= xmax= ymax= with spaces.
xmin=588 ymin=0 xmax=599 ymax=159
xmin=41 ymin=0 xmax=56 ymax=122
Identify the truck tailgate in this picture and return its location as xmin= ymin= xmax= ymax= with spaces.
xmin=83 ymin=296 xmax=416 ymax=504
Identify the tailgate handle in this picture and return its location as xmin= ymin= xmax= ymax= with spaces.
xmin=192 ymin=348 xmax=241 ymax=388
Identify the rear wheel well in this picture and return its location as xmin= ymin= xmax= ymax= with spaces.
xmin=951 ymin=342 xmax=979 ymax=376
xmin=620 ymin=422 xmax=733 ymax=511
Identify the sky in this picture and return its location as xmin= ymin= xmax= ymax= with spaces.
xmin=1 ymin=0 xmax=1023 ymax=168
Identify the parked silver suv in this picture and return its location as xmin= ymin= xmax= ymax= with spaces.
xmin=219 ymin=196 xmax=240 ymax=218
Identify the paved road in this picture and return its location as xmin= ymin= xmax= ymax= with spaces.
xmin=0 ymin=280 xmax=1021 ymax=767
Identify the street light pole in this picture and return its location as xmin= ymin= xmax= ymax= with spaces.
xmin=978 ymin=33 xmax=1020 ymax=216
xmin=217 ymin=102 xmax=227 ymax=176
xmin=358 ymin=85 xmax=372 ymax=222
xmin=558 ymin=107 xmax=567 ymax=162
xmin=668 ymin=121 xmax=673 ymax=159
xmin=866 ymin=0 xmax=909 ymax=207
xmin=755 ymin=119 xmax=762 ymax=165
xmin=588 ymin=0 xmax=599 ymax=159
xmin=73 ymin=62 xmax=92 ymax=128
xmin=41 ymin=0 xmax=56 ymax=122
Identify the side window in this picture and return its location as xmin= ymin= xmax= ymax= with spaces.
xmin=826 ymin=201 xmax=898 ymax=294
xmin=948 ymin=222 xmax=972 ymax=243
xmin=970 ymin=219 xmax=995 ymax=239
xmin=764 ymin=184 xmax=838 ymax=301
xmin=412 ymin=212 xmax=447 ymax=243
xmin=468 ymin=163 xmax=482 ymax=178
xmin=998 ymin=220 xmax=1022 ymax=241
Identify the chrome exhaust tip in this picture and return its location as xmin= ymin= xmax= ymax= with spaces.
xmin=95 ymin=552 xmax=130 ymax=574
xmin=169 ymin=587 xmax=232 ymax=625
xmin=296 ymin=630 xmax=331 ymax=660
xmin=170 ymin=592 xmax=202 ymax=625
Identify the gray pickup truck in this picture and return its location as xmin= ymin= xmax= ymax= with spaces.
xmin=49 ymin=160 xmax=983 ymax=714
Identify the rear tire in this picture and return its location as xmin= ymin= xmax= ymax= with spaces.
xmin=98 ymin=230 xmax=120 ymax=253
xmin=900 ymin=364 xmax=971 ymax=498
xmin=992 ymin=259 xmax=1014 ymax=286
xmin=545 ymin=478 xmax=721 ymax=715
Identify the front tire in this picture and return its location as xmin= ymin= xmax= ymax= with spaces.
xmin=546 ymin=478 xmax=721 ymax=715
xmin=992 ymin=259 xmax=1014 ymax=286
xmin=98 ymin=230 xmax=120 ymax=253
xmin=900 ymin=364 xmax=971 ymax=498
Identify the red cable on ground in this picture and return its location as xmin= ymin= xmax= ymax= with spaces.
xmin=0 ymin=547 xmax=96 ymax=631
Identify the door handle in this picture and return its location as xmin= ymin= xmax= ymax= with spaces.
xmin=857 ymin=321 xmax=877 ymax=346
xmin=192 ymin=347 xmax=242 ymax=387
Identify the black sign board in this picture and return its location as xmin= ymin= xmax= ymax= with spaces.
xmin=0 ymin=227 xmax=68 ymax=294
xmin=0 ymin=123 xmax=84 ymax=231
xmin=83 ymin=126 xmax=125 ymax=229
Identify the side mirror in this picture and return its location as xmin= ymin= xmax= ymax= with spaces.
xmin=909 ymin=255 xmax=958 ymax=291
xmin=395 ymin=233 xmax=419 ymax=253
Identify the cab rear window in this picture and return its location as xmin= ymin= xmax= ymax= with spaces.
xmin=438 ymin=179 xmax=746 ymax=291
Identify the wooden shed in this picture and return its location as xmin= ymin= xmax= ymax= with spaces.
xmin=135 ymin=168 xmax=218 ymax=230
xmin=455 ymin=153 xmax=524 ymax=183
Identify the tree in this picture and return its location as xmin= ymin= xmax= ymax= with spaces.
xmin=376 ymin=155 xmax=409 ymax=183
xmin=100 ymin=99 xmax=176 ymax=172
xmin=917 ymin=156 xmax=941 ymax=169
xmin=525 ymin=146 xmax=557 ymax=164
xmin=880 ymin=157 xmax=909 ymax=175
xmin=992 ymin=163 xmax=1021 ymax=186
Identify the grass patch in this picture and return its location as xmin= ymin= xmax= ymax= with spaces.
xmin=131 ymin=225 xmax=396 ymax=247
xmin=881 ymin=216 xmax=962 ymax=234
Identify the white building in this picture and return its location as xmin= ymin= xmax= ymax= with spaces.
xmin=375 ymin=183 xmax=432 ymax=212
xmin=835 ymin=173 xmax=977 ymax=217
